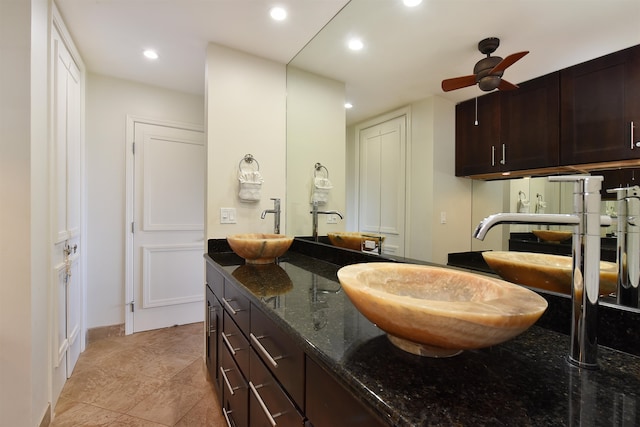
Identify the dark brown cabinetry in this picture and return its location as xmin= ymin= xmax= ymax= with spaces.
xmin=305 ymin=357 xmax=387 ymax=427
xmin=560 ymin=45 xmax=640 ymax=165
xmin=455 ymin=44 xmax=640 ymax=178
xmin=599 ymin=168 xmax=640 ymax=200
xmin=500 ymin=72 xmax=559 ymax=171
xmin=455 ymin=74 xmax=559 ymax=177
xmin=455 ymin=92 xmax=501 ymax=176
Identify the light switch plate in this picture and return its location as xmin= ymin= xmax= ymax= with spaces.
xmin=326 ymin=214 xmax=339 ymax=224
xmin=220 ymin=207 xmax=237 ymax=224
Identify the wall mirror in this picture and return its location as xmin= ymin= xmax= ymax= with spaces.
xmin=285 ymin=0 xmax=640 ymax=308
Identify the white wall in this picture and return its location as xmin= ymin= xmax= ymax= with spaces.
xmin=286 ymin=67 xmax=346 ymax=237
xmin=0 ymin=0 xmax=50 ymax=425
xmin=205 ymin=44 xmax=286 ymax=238
xmin=85 ymin=73 xmax=204 ymax=328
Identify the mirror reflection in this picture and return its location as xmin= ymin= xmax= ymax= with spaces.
xmin=285 ymin=0 xmax=640 ymax=309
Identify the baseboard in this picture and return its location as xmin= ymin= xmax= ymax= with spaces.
xmin=39 ymin=403 xmax=51 ymax=427
xmin=86 ymin=323 xmax=125 ymax=344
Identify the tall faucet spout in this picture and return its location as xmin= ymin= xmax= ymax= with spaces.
xmin=473 ymin=213 xmax=580 ymax=240
xmin=473 ymin=175 xmax=611 ymax=369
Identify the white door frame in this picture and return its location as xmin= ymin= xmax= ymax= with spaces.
xmin=124 ymin=115 xmax=204 ymax=335
xmin=352 ymin=106 xmax=412 ymax=256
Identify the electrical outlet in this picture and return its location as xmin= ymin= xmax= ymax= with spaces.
xmin=220 ymin=208 xmax=237 ymax=224
xmin=326 ymin=214 xmax=338 ymax=224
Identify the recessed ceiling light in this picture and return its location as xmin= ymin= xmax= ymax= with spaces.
xmin=345 ymin=102 xmax=353 ymax=109
xmin=270 ymin=7 xmax=287 ymax=21
xmin=143 ymin=49 xmax=158 ymax=60
xmin=348 ymin=38 xmax=364 ymax=51
xmin=403 ymin=0 xmax=423 ymax=6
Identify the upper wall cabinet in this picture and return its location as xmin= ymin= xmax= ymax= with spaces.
xmin=560 ymin=45 xmax=640 ymax=165
xmin=455 ymin=73 xmax=560 ymax=177
xmin=455 ymin=92 xmax=501 ymax=177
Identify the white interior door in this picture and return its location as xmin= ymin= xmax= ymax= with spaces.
xmin=358 ymin=115 xmax=406 ymax=256
xmin=51 ymin=23 xmax=83 ymax=402
xmin=131 ymin=122 xmax=205 ymax=333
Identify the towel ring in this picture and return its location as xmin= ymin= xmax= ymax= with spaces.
xmin=314 ymin=162 xmax=329 ymax=178
xmin=239 ymin=154 xmax=260 ymax=173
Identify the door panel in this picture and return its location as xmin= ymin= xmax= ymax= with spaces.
xmin=132 ymin=122 xmax=205 ymax=332
xmin=358 ymin=115 xmax=406 ymax=256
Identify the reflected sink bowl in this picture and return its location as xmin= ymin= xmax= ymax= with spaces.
xmin=482 ymin=251 xmax=618 ymax=296
xmin=232 ymin=264 xmax=293 ymax=297
xmin=337 ymin=262 xmax=547 ymax=357
xmin=532 ymin=229 xmax=572 ymax=243
xmin=227 ymin=234 xmax=293 ymax=264
xmin=327 ymin=232 xmax=385 ymax=251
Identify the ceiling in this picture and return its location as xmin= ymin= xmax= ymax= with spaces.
xmin=56 ymin=0 xmax=640 ymax=125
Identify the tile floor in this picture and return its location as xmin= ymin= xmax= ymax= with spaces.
xmin=51 ymin=322 xmax=227 ymax=426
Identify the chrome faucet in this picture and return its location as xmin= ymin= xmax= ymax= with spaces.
xmin=310 ymin=201 xmax=343 ymax=241
xmin=261 ymin=198 xmax=281 ymax=234
xmin=608 ymin=186 xmax=640 ymax=307
xmin=473 ymin=175 xmax=612 ymax=369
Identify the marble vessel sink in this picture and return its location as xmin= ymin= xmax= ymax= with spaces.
xmin=337 ymin=262 xmax=547 ymax=357
xmin=226 ymin=233 xmax=293 ymax=264
xmin=482 ymin=251 xmax=618 ymax=296
xmin=327 ymin=232 xmax=385 ymax=251
xmin=532 ymin=229 xmax=572 ymax=243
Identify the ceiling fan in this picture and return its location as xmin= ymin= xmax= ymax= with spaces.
xmin=441 ymin=37 xmax=529 ymax=93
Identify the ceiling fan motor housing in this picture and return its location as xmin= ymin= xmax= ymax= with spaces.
xmin=474 ymin=56 xmax=504 ymax=91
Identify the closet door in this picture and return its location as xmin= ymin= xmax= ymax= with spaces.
xmin=51 ymin=24 xmax=84 ymax=402
xmin=358 ymin=115 xmax=406 ymax=256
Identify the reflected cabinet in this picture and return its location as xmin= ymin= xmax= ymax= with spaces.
xmin=456 ymin=44 xmax=640 ymax=178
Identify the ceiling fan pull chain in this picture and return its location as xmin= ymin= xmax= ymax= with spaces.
xmin=474 ymin=97 xmax=479 ymax=126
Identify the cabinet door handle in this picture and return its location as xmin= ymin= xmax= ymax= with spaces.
xmin=222 ymin=298 xmax=244 ymax=315
xmin=221 ymin=331 xmax=241 ymax=356
xmin=632 ymin=121 xmax=640 ymax=149
xmin=222 ymin=408 xmax=234 ymax=427
xmin=249 ymin=381 xmax=279 ymax=427
xmin=500 ymin=143 xmax=506 ymax=165
xmin=250 ymin=333 xmax=282 ymax=368
xmin=219 ymin=366 xmax=241 ymax=396
xmin=491 ymin=145 xmax=495 ymax=166
xmin=208 ymin=305 xmax=216 ymax=335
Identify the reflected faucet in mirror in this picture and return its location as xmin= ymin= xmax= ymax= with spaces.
xmin=608 ymin=186 xmax=640 ymax=307
xmin=310 ymin=201 xmax=343 ymax=241
xmin=261 ymin=198 xmax=281 ymax=234
xmin=474 ymin=175 xmax=612 ymax=369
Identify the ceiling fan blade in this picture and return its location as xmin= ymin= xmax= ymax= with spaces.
xmin=441 ymin=75 xmax=477 ymax=92
xmin=489 ymin=51 xmax=529 ymax=74
xmin=497 ymin=79 xmax=520 ymax=91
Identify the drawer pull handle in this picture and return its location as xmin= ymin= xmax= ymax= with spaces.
xmin=222 ymin=408 xmax=233 ymax=427
xmin=250 ymin=381 xmax=281 ymax=427
xmin=219 ymin=366 xmax=241 ymax=396
xmin=221 ymin=332 xmax=242 ymax=356
xmin=250 ymin=333 xmax=283 ymax=368
xmin=223 ymin=298 xmax=244 ymax=315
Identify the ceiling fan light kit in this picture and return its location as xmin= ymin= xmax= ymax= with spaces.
xmin=442 ymin=37 xmax=529 ymax=93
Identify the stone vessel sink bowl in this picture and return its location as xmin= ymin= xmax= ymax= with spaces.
xmin=226 ymin=233 xmax=293 ymax=264
xmin=337 ymin=262 xmax=547 ymax=357
xmin=482 ymin=251 xmax=618 ymax=296
xmin=532 ymin=229 xmax=572 ymax=243
xmin=327 ymin=232 xmax=385 ymax=251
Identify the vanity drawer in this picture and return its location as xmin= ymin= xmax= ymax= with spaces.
xmin=250 ymin=306 xmax=305 ymax=408
xmin=249 ymin=350 xmax=305 ymax=427
xmin=223 ymin=280 xmax=251 ymax=333
xmin=222 ymin=310 xmax=250 ymax=377
xmin=206 ymin=262 xmax=224 ymax=297
xmin=220 ymin=345 xmax=248 ymax=427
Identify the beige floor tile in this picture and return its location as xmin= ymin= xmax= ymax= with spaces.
xmin=126 ymin=381 xmax=206 ymax=426
xmin=53 ymin=322 xmax=217 ymax=427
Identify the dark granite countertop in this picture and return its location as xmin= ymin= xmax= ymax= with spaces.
xmin=206 ymin=238 xmax=640 ymax=426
